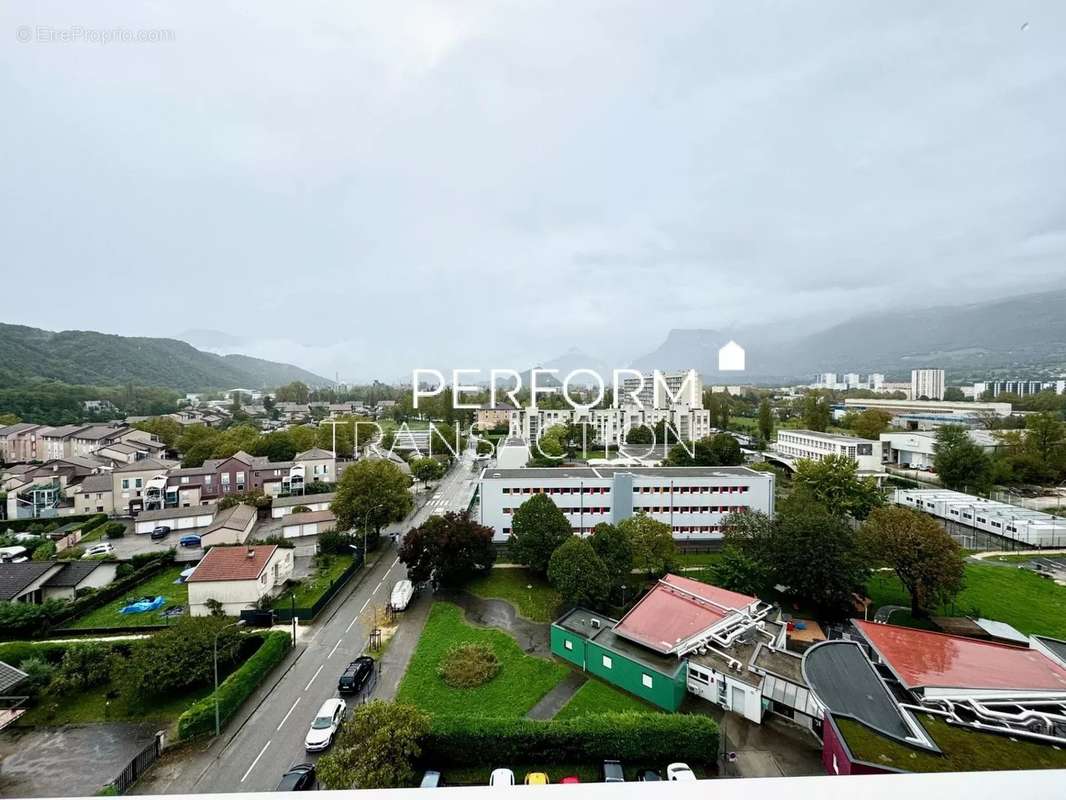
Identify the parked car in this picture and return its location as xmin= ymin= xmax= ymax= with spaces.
xmin=82 ymin=543 xmax=114 ymax=559
xmin=489 ymin=768 xmax=515 ymax=786
xmin=419 ymin=771 xmax=444 ymax=788
xmin=0 ymin=546 xmax=29 ymax=564
xmin=390 ymin=579 xmax=415 ymax=611
xmin=337 ymin=655 xmax=375 ymax=695
xmin=639 ymin=770 xmax=662 ymax=781
xmin=666 ymin=763 xmax=696 ymax=781
xmin=304 ymin=698 xmax=346 ymax=751
xmin=150 ymin=526 xmax=171 ymax=541
xmin=13 ymin=532 xmax=39 ymax=543
xmin=524 ymin=773 xmax=549 ymax=785
xmin=559 ymin=776 xmax=580 ymax=784
xmin=276 ymin=763 xmax=317 ymax=791
xmin=602 ymin=761 xmax=625 ymax=783
xmin=179 ymin=534 xmax=202 ymax=548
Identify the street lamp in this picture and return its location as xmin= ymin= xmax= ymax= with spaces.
xmin=214 ymin=619 xmax=246 ymax=736
xmin=363 ymin=503 xmax=385 ymax=561
xmin=620 ymin=584 xmax=627 ymax=607
xmin=290 ymin=593 xmax=297 ymax=647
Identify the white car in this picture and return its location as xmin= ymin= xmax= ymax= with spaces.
xmin=489 ymin=768 xmax=515 ymax=786
xmin=390 ymin=579 xmax=414 ymax=611
xmin=304 ymin=698 xmax=346 ymax=751
xmin=666 ymin=763 xmax=696 ymax=781
xmin=82 ymin=543 xmax=115 ymax=559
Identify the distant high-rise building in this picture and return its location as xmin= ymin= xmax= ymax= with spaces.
xmin=868 ymin=373 xmax=885 ymax=391
xmin=974 ymin=379 xmax=1066 ymax=398
xmin=911 ymin=368 xmax=945 ymax=401
xmin=844 ymin=373 xmax=861 ymax=389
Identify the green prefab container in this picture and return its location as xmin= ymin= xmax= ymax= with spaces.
xmin=551 ymin=609 xmax=688 ymax=712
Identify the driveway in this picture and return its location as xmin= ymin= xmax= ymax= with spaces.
xmin=0 ymin=723 xmax=158 ymax=797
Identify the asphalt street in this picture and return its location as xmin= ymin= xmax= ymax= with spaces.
xmin=183 ymin=448 xmax=477 ymax=793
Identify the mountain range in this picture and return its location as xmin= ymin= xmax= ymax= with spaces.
xmin=0 ymin=323 xmax=332 ymax=392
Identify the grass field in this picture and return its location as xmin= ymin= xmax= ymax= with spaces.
xmin=274 ymin=555 xmax=354 ymax=610
xmin=465 ymin=567 xmax=562 ymax=622
xmin=554 ymin=677 xmax=662 ymax=720
xmin=396 ymin=602 xmax=568 ymax=718
xmin=866 ymin=562 xmax=1066 ymax=638
xmin=20 ymin=682 xmax=208 ymax=726
xmin=68 ymin=566 xmax=187 ymax=629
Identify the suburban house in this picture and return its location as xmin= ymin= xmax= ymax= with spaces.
xmin=294 ymin=448 xmax=336 ymax=484
xmin=0 ymin=561 xmax=119 ymax=604
xmin=3 ymin=457 xmax=113 ymax=520
xmin=185 ymin=545 xmax=294 ymax=616
xmin=551 ymin=574 xmax=820 ymax=730
xmin=112 ymin=459 xmax=176 ymax=515
xmin=161 ymin=450 xmax=334 ymax=506
xmin=805 ymin=620 xmax=1066 ymax=775
xmin=270 ymin=492 xmax=335 ymax=519
xmin=133 ymin=504 xmax=217 ymax=535
xmin=71 ymin=473 xmax=115 ymax=515
xmin=0 ymin=424 xmax=46 ymax=463
xmin=199 ymin=503 xmax=257 ymax=548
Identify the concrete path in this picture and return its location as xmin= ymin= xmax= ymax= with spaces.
xmin=371 ymin=590 xmax=433 ymax=702
xmin=525 ymin=671 xmax=586 ymax=720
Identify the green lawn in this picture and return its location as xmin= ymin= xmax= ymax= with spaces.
xmin=274 ymin=555 xmax=354 ymax=610
xmin=838 ymin=713 xmax=1066 ymax=773
xmin=69 ymin=566 xmax=187 ymax=629
xmin=20 ymin=682 xmax=208 ymax=727
xmin=396 ymin=602 xmax=568 ymax=718
xmin=675 ymin=552 xmax=724 ymax=568
xmin=866 ymin=563 xmax=1066 ymax=638
xmin=554 ymin=677 xmax=662 ymax=720
xmin=465 ymin=567 xmax=562 ymax=622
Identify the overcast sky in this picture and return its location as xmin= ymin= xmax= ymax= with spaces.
xmin=3 ymin=2 xmax=1064 ymax=382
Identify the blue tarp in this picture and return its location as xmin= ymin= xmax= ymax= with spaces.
xmin=119 ymin=596 xmax=166 ymax=615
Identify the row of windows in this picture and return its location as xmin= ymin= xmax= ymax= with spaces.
xmin=500 ymin=484 xmax=750 ymax=496
xmin=502 ymin=486 xmax=611 ymax=495
xmin=636 ymin=505 xmax=747 ymax=514
xmin=502 ymin=507 xmax=610 ymax=515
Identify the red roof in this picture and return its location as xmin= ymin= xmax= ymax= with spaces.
xmin=854 ymin=620 xmax=1066 ymax=693
xmin=187 ymin=545 xmax=278 ymax=583
xmin=613 ymin=574 xmax=757 ymax=654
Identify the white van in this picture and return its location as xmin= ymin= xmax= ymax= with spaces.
xmin=390 ymin=579 xmax=414 ymax=611
xmin=0 ymin=546 xmax=29 ymax=564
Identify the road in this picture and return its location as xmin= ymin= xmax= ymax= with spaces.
xmin=184 ymin=448 xmax=477 ymax=793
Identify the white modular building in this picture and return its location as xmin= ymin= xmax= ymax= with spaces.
xmin=478 ymin=465 xmax=774 ymax=542
xmin=894 ymin=488 xmax=1066 ymax=548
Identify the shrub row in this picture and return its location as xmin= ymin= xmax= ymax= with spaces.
xmin=422 ymin=712 xmax=718 ymax=766
xmin=0 ymin=639 xmax=129 ymax=668
xmin=176 ymin=631 xmax=291 ymax=739
xmin=0 ymin=513 xmax=106 ymax=536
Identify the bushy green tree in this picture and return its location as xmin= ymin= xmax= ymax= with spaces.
xmin=399 ymin=512 xmax=495 ymax=588
xmin=860 ymin=506 xmax=965 ymax=617
xmin=934 ymin=425 xmax=992 ymax=491
xmin=332 ymin=459 xmax=414 ymax=547
xmin=618 ymin=515 xmax=676 ymax=578
xmin=508 ymin=494 xmax=573 ymax=576
xmin=121 ymin=617 xmax=241 ymax=704
xmin=588 ymin=523 xmax=633 ymax=594
xmin=410 ymin=457 xmax=446 ymax=486
xmin=548 ymin=537 xmax=609 ymax=608
xmin=317 ymin=701 xmax=430 ymax=789
xmin=800 ymin=394 xmax=832 ymax=432
xmin=793 ymin=454 xmax=885 ymax=520
xmin=757 ymin=399 xmax=773 ymax=442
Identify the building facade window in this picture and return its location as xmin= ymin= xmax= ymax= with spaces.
xmin=602 ymin=655 xmax=612 ymax=669
xmin=642 ymin=673 xmax=653 ymax=688
xmin=564 ymin=640 xmax=573 ymax=651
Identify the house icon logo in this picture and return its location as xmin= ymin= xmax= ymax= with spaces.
xmin=718 ymin=340 xmax=745 ymax=371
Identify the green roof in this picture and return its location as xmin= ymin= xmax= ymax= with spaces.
xmin=837 ymin=714 xmax=1066 ymax=773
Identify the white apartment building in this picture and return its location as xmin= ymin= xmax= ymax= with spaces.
xmin=973 ymin=379 xmax=1066 ymax=399
xmin=514 ymin=406 xmax=714 ymax=449
xmin=772 ymin=429 xmax=883 ymax=473
xmin=619 ymin=369 xmax=703 ymax=410
xmin=911 ymin=368 xmax=945 ymax=401
xmin=868 ymin=373 xmax=885 ymax=391
xmin=478 ymin=466 xmax=774 ymax=542
xmin=843 ymin=373 xmax=861 ymax=388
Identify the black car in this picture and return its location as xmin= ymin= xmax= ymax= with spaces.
xmin=150 ymin=526 xmax=171 ymax=541
xmin=638 ymin=770 xmax=662 ymax=782
xmin=337 ymin=655 xmax=375 ymax=695
xmin=276 ymin=763 xmax=317 ymax=791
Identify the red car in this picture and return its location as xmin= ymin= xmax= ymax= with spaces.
xmin=560 ymin=776 xmax=580 ymax=784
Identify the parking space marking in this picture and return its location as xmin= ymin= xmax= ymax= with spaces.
xmin=242 ymin=740 xmax=271 ymax=782
xmin=277 ymin=699 xmax=299 ymax=732
xmin=305 ymin=664 xmax=324 ymax=691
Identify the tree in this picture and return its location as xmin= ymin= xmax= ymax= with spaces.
xmin=275 ymin=381 xmax=310 ymax=404
xmin=793 ymin=454 xmax=886 ymax=520
xmin=800 ymin=394 xmax=832 ymax=432
xmin=768 ymin=495 xmax=869 ymax=616
xmin=934 ymin=425 xmax=992 ymax=491
xmin=712 ymin=546 xmax=771 ymax=597
xmin=942 ymin=387 xmax=966 ymax=401
xmin=399 ymin=512 xmax=495 ymax=588
xmin=133 ymin=416 xmax=182 ymax=448
xmin=757 ymin=399 xmax=773 ymax=442
xmin=1024 ymin=412 xmax=1066 ymax=482
xmin=121 ymin=617 xmax=241 ymax=704
xmin=848 ymin=409 xmax=893 ymax=440
xmin=547 ymin=537 xmax=609 ymax=608
xmin=618 ymin=515 xmax=677 ymax=578
xmin=708 ymin=432 xmax=743 ymax=465
xmin=410 ymin=457 xmax=445 ymax=487
xmin=665 ymin=433 xmax=743 ymax=467
xmin=625 ymin=425 xmax=654 ymax=445
xmin=508 ymin=494 xmax=573 ymax=576
xmin=317 ymin=701 xmax=430 ymax=789
xmin=860 ymin=506 xmax=965 ymax=617
xmin=588 ymin=523 xmax=633 ymax=594
xmin=332 ymin=459 xmax=414 ymax=547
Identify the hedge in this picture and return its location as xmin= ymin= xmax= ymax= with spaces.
xmin=1 ymin=513 xmax=106 ymax=535
xmin=177 ymin=631 xmax=291 ymax=739
xmin=0 ymin=639 xmax=129 ymax=668
xmin=422 ymin=713 xmax=718 ymax=766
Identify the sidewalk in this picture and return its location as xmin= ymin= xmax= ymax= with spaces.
xmin=371 ymin=591 xmax=433 ymax=702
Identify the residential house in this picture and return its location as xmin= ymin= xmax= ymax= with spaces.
xmin=39 ymin=425 xmax=87 ymax=461
xmin=65 ymin=425 xmax=134 ymax=459
xmin=0 ymin=424 xmax=46 ymax=464
xmin=281 ymin=509 xmax=336 ymax=540
xmin=4 ymin=457 xmax=113 ymax=520
xmin=0 ymin=561 xmax=118 ymax=604
xmin=82 ymin=400 xmax=116 ymax=414
xmin=133 ymin=504 xmax=217 ymax=535
xmin=71 ymin=473 xmax=115 ymax=515
xmin=476 ymin=402 xmax=516 ymax=432
xmin=199 ymin=503 xmax=257 ymax=548
xmin=270 ymin=492 xmax=336 ymax=519
xmin=112 ymin=459 xmax=176 ymax=515
xmin=185 ymin=544 xmax=294 ymax=616
xmin=294 ymin=448 xmax=336 ymax=484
